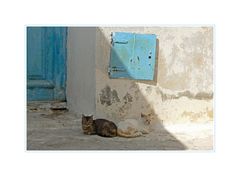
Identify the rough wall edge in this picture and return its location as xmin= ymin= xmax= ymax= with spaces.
xmin=155 ymin=88 xmax=213 ymax=102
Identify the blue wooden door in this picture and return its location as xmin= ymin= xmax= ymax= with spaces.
xmin=27 ymin=27 xmax=67 ymax=101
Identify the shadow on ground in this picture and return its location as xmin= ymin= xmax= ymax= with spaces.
xmin=27 ymin=102 xmax=214 ymax=150
xmin=27 ymin=102 xmax=188 ymax=150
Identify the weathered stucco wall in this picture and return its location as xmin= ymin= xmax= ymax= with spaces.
xmin=95 ymin=27 xmax=213 ymax=124
xmin=67 ymin=27 xmax=96 ymax=116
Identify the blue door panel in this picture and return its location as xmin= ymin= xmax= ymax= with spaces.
xmin=109 ymin=32 xmax=134 ymax=78
xmin=134 ymin=33 xmax=157 ymax=80
xmin=28 ymin=88 xmax=54 ymax=101
xmin=109 ymin=32 xmax=157 ymax=80
xmin=27 ymin=27 xmax=67 ymax=101
xmin=27 ymin=28 xmax=45 ymax=79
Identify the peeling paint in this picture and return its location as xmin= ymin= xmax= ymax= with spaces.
xmin=155 ymin=87 xmax=213 ymax=102
xmin=123 ymin=93 xmax=133 ymax=103
xmin=181 ymin=110 xmax=212 ymax=122
xmin=134 ymin=89 xmax=140 ymax=100
xmin=99 ymin=85 xmax=120 ymax=106
xmin=145 ymin=86 xmax=152 ymax=94
xmin=119 ymin=102 xmax=132 ymax=117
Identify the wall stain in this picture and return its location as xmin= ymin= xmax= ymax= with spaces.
xmin=181 ymin=111 xmax=206 ymax=122
xmin=155 ymin=87 xmax=213 ymax=102
xmin=123 ymin=92 xmax=133 ymax=103
xmin=129 ymin=82 xmax=138 ymax=89
xmin=195 ymin=92 xmax=213 ymax=100
xmin=145 ymin=86 xmax=152 ymax=94
xmin=119 ymin=102 xmax=132 ymax=117
xmin=134 ymin=90 xmax=140 ymax=100
xmin=99 ymin=85 xmax=120 ymax=106
xmin=118 ymin=93 xmax=134 ymax=117
xmin=181 ymin=109 xmax=213 ymax=122
xmin=206 ymin=107 xmax=213 ymax=120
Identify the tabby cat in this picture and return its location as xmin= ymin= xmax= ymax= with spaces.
xmin=82 ymin=114 xmax=117 ymax=137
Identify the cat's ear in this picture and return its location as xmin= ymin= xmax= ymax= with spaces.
xmin=141 ymin=113 xmax=145 ymax=117
xmin=90 ymin=115 xmax=94 ymax=118
xmin=82 ymin=114 xmax=85 ymax=118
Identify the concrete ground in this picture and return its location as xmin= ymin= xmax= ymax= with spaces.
xmin=27 ymin=102 xmax=214 ymax=150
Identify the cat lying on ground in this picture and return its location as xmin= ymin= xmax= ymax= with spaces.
xmin=82 ymin=114 xmax=117 ymax=137
xmin=117 ymin=119 xmax=149 ymax=137
xmin=82 ymin=114 xmax=150 ymax=138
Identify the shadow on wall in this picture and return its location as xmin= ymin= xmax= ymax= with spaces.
xmin=96 ymin=27 xmax=187 ymax=150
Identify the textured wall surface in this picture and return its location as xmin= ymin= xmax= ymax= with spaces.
xmin=95 ymin=27 xmax=213 ymax=124
xmin=67 ymin=27 xmax=96 ymax=116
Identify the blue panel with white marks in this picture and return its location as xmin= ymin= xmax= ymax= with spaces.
xmin=109 ymin=32 xmax=157 ymax=80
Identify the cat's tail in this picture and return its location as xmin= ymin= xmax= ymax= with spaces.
xmin=117 ymin=129 xmax=142 ymax=138
xmin=141 ymin=128 xmax=150 ymax=134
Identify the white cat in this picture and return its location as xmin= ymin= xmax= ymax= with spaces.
xmin=117 ymin=118 xmax=149 ymax=138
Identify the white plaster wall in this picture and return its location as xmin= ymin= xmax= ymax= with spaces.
xmin=95 ymin=27 xmax=213 ymax=124
xmin=67 ymin=27 xmax=96 ymax=116
xmin=65 ymin=27 xmax=213 ymax=124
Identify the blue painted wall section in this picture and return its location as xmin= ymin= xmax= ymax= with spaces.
xmin=27 ymin=27 xmax=67 ymax=101
xmin=109 ymin=32 xmax=157 ymax=80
